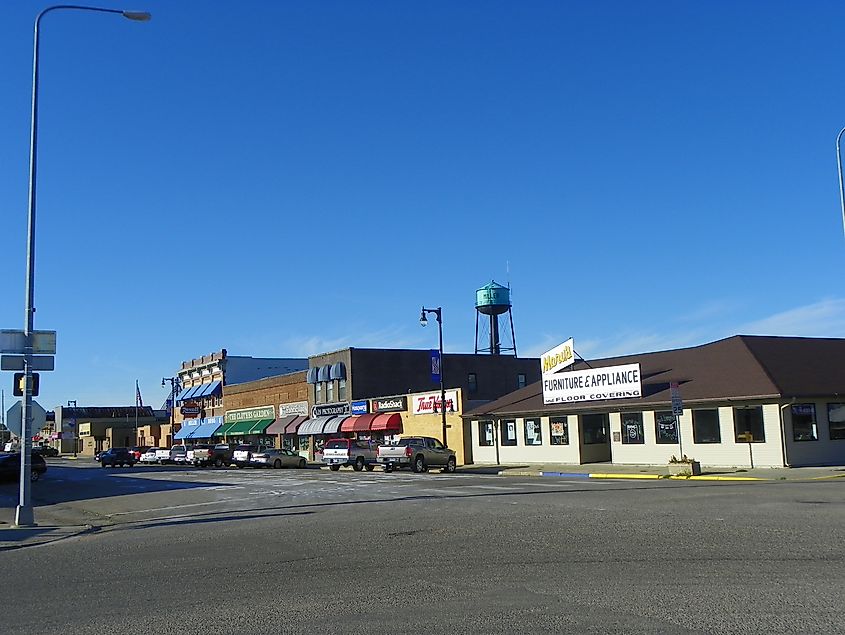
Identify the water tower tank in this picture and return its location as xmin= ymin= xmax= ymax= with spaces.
xmin=476 ymin=281 xmax=511 ymax=316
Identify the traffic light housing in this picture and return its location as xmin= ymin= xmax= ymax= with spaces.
xmin=13 ymin=372 xmax=39 ymax=397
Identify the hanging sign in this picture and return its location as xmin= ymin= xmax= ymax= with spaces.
xmin=542 ymin=363 xmax=641 ymax=404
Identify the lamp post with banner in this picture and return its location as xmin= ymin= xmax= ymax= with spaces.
xmin=420 ymin=306 xmax=447 ymax=446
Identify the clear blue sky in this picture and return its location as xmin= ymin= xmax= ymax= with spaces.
xmin=1 ymin=1 xmax=844 ymax=411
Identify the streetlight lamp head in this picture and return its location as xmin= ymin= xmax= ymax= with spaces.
xmin=122 ymin=11 xmax=152 ymax=21
xmin=419 ymin=308 xmax=428 ymax=327
xmin=161 ymin=378 xmax=165 ymax=387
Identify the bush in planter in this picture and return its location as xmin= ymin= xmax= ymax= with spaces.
xmin=668 ymin=455 xmax=702 ymax=476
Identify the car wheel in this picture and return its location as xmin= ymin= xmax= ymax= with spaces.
xmin=353 ymin=457 xmax=365 ymax=472
xmin=329 ymin=464 xmax=340 ymax=471
xmin=413 ymin=455 xmax=426 ymax=473
xmin=384 ymin=464 xmax=393 ymax=473
xmin=443 ymin=457 xmax=457 ymax=473
xmin=365 ymin=464 xmax=375 ymax=472
xmin=273 ymin=460 xmax=282 ymax=469
xmin=298 ymin=459 xmax=306 ymax=469
xmin=30 ymin=469 xmax=40 ymax=482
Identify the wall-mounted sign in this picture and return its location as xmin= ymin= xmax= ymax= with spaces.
xmin=225 ymin=405 xmax=275 ymax=423
xmin=181 ymin=402 xmax=201 ymax=418
xmin=542 ymin=363 xmax=641 ymax=405
xmin=412 ymin=390 xmax=459 ymax=415
xmin=279 ymin=400 xmax=309 ymax=416
xmin=312 ymin=402 xmax=350 ymax=418
xmin=541 ymin=338 xmax=575 ymax=375
xmin=372 ymin=396 xmax=407 ymax=413
xmin=351 ymin=400 xmax=369 ymax=415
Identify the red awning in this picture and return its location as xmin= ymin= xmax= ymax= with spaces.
xmin=371 ymin=413 xmax=402 ymax=432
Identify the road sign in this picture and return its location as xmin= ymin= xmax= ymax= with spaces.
xmin=13 ymin=373 xmax=39 ymax=397
xmin=0 ymin=329 xmax=56 ymax=354
xmin=5 ymin=400 xmax=47 ymax=437
xmin=1 ymin=355 xmax=54 ymax=371
xmin=670 ymin=381 xmax=683 ymax=416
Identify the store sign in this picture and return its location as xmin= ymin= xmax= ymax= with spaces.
xmin=225 ymin=405 xmax=275 ymax=423
xmin=412 ymin=390 xmax=459 ymax=415
xmin=181 ymin=402 xmax=201 ymax=418
xmin=312 ymin=402 xmax=350 ymax=418
xmin=351 ymin=400 xmax=369 ymax=415
xmin=372 ymin=396 xmax=407 ymax=413
xmin=542 ymin=363 xmax=641 ymax=405
xmin=279 ymin=400 xmax=309 ymax=416
xmin=541 ymin=338 xmax=575 ymax=375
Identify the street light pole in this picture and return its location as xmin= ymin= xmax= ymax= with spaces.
xmin=15 ymin=5 xmax=151 ymax=528
xmin=161 ymin=376 xmax=180 ymax=445
xmin=420 ymin=306 xmax=447 ymax=447
xmin=836 ymin=127 xmax=845 ymax=240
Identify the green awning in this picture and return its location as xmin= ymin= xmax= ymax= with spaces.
xmin=214 ymin=422 xmax=237 ymax=437
xmin=246 ymin=419 xmax=274 ymax=434
xmin=225 ymin=420 xmax=256 ymax=435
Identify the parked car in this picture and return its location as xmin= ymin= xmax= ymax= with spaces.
xmin=189 ymin=443 xmax=235 ymax=468
xmin=99 ymin=447 xmax=136 ymax=468
xmin=140 ymin=448 xmax=161 ymax=464
xmin=232 ymin=444 xmax=266 ymax=468
xmin=32 ymin=445 xmax=59 ymax=457
xmin=129 ymin=446 xmax=150 ymax=461
xmin=250 ymin=448 xmax=307 ymax=469
xmin=169 ymin=445 xmax=189 ymax=464
xmin=0 ymin=452 xmax=47 ymax=482
xmin=322 ymin=438 xmax=378 ymax=472
xmin=377 ymin=436 xmax=457 ymax=473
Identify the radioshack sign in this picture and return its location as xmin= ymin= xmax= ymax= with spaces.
xmin=542 ymin=363 xmax=642 ymax=405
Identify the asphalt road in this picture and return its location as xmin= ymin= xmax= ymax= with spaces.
xmin=1 ymin=461 xmax=844 ymax=634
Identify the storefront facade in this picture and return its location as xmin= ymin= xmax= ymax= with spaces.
xmin=466 ymin=336 xmax=845 ymax=468
xmin=216 ymin=406 xmax=277 ymax=446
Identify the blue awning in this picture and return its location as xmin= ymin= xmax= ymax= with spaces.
xmin=187 ymin=421 xmax=222 ymax=438
xmin=175 ymin=387 xmax=193 ymax=403
xmin=317 ymin=365 xmax=331 ymax=382
xmin=306 ymin=368 xmax=319 ymax=384
xmin=192 ymin=383 xmax=212 ymax=399
xmin=174 ymin=424 xmax=197 ymax=440
xmin=330 ymin=362 xmax=346 ymax=380
xmin=204 ymin=380 xmax=222 ymax=397
xmin=181 ymin=385 xmax=200 ymax=401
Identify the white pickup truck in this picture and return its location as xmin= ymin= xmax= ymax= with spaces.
xmin=376 ymin=436 xmax=457 ymax=473
xmin=322 ymin=438 xmax=378 ymax=472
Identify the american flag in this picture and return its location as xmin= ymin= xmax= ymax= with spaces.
xmin=135 ymin=380 xmax=143 ymax=408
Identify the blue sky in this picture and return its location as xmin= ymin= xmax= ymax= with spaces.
xmin=1 ymin=1 xmax=845 ymax=412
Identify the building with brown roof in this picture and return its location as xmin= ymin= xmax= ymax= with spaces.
xmin=464 ymin=335 xmax=845 ymax=468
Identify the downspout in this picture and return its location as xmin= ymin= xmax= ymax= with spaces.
xmin=779 ymin=398 xmax=795 ymax=468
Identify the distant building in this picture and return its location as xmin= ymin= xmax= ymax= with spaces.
xmin=51 ymin=406 xmax=167 ymax=456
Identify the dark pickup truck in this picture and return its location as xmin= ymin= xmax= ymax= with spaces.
xmin=188 ymin=443 xmax=235 ymax=468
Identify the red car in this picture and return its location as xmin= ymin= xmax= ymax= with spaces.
xmin=129 ymin=446 xmax=150 ymax=461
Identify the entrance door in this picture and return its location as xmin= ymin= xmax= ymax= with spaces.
xmin=579 ymin=413 xmax=611 ymax=463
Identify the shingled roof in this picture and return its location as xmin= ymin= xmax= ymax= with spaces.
xmin=464 ymin=335 xmax=845 ymax=418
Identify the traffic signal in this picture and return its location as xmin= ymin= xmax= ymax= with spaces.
xmin=12 ymin=372 xmax=39 ymax=397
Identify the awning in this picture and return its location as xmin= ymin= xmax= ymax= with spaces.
xmin=182 ymin=385 xmax=201 ymax=400
xmin=306 ymin=367 xmax=319 ymax=384
xmin=266 ymin=415 xmax=307 ymax=435
xmin=340 ymin=414 xmax=378 ymax=432
xmin=297 ymin=416 xmax=336 ymax=435
xmin=204 ymin=380 xmax=222 ymax=397
xmin=175 ymin=386 xmax=194 ymax=403
xmin=192 ymin=383 xmax=211 ymax=399
xmin=214 ymin=422 xmax=237 ymax=437
xmin=245 ymin=419 xmax=274 ymax=435
xmin=371 ymin=413 xmax=402 ymax=432
xmin=330 ymin=362 xmax=346 ymax=380
xmin=174 ymin=424 xmax=197 ymax=440
xmin=318 ymin=365 xmax=331 ymax=382
xmin=324 ymin=416 xmax=348 ymax=435
xmin=188 ymin=421 xmax=222 ymax=438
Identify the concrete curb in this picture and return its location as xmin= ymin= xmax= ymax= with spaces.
xmin=496 ymin=470 xmax=768 ymax=482
xmin=589 ymin=473 xmax=663 ymax=480
xmin=0 ymin=524 xmax=95 ymax=551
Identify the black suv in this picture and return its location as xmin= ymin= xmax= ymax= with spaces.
xmin=99 ymin=447 xmax=136 ymax=468
xmin=0 ymin=452 xmax=47 ymax=482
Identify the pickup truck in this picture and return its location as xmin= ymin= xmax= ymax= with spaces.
xmin=376 ymin=436 xmax=457 ymax=474
xmin=189 ymin=443 xmax=235 ymax=468
xmin=155 ymin=448 xmax=174 ymax=464
xmin=322 ymin=438 xmax=378 ymax=472
xmin=232 ymin=444 xmax=267 ymax=468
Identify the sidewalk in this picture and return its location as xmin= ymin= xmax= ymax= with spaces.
xmin=458 ymin=462 xmax=845 ymax=482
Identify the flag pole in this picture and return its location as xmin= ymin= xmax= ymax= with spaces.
xmin=134 ymin=380 xmax=139 ymax=446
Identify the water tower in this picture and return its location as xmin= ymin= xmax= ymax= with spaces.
xmin=475 ymin=280 xmax=517 ymax=356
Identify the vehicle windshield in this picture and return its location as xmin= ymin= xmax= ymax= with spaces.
xmin=324 ymin=439 xmax=350 ymax=449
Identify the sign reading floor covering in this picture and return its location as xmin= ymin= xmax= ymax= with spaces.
xmin=542 ymin=363 xmax=642 ymax=405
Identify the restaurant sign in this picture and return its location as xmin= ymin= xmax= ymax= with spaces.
xmin=312 ymin=402 xmax=350 ymax=418
xmin=542 ymin=363 xmax=641 ymax=405
xmin=225 ymin=405 xmax=275 ymax=423
xmin=412 ymin=390 xmax=459 ymax=415
xmin=372 ymin=396 xmax=407 ymax=413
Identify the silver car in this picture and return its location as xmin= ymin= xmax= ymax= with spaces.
xmin=250 ymin=448 xmax=307 ymax=469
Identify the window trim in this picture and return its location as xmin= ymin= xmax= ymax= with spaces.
xmin=791 ymin=403 xmax=818 ymax=442
xmin=500 ymin=419 xmax=518 ymax=446
xmin=478 ymin=420 xmax=494 ymax=447
xmin=523 ymin=418 xmax=542 ymax=446
xmin=828 ymin=403 xmax=845 ymax=441
xmin=732 ymin=406 xmax=765 ymax=444
xmin=692 ymin=408 xmax=721 ymax=444
xmin=620 ymin=412 xmax=645 ymax=445
xmin=549 ymin=417 xmax=569 ymax=445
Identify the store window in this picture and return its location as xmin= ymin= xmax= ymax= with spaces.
xmin=655 ymin=411 xmax=678 ymax=444
xmin=500 ymin=419 xmax=518 ymax=446
xmin=315 ymin=383 xmax=323 ymax=404
xmin=550 ymin=417 xmax=569 ymax=445
xmin=791 ymin=404 xmax=818 ymax=442
xmin=338 ymin=379 xmax=347 ymax=401
xmin=468 ymin=373 xmax=478 ymax=396
xmin=621 ymin=413 xmax=644 ymax=444
xmin=524 ymin=419 xmax=542 ymax=445
xmin=733 ymin=406 xmax=765 ymax=443
xmin=581 ymin=413 xmax=608 ymax=445
xmin=327 ymin=381 xmax=335 ymax=403
xmin=692 ymin=409 xmax=721 ymax=443
xmin=478 ymin=420 xmax=494 ymax=446
xmin=829 ymin=404 xmax=845 ymax=440
xmin=517 ymin=373 xmax=527 ymax=389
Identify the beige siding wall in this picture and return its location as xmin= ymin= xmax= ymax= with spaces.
xmin=471 ymin=415 xmax=582 ymax=464
xmin=783 ymin=399 xmax=845 ymax=466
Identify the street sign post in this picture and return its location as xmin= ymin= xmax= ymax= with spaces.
xmin=0 ymin=329 xmax=56 ymax=354
xmin=670 ymin=382 xmax=684 ymax=457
